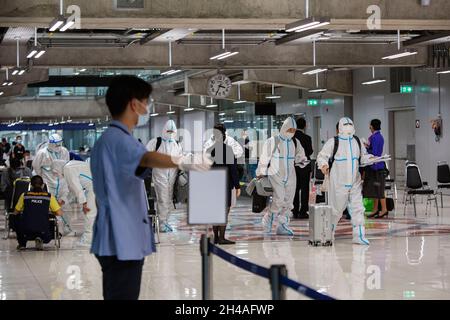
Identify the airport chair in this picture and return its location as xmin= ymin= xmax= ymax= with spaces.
xmin=403 ymin=163 xmax=439 ymax=217
xmin=437 ymin=161 xmax=450 ymax=208
xmin=4 ymin=177 xmax=31 ymax=239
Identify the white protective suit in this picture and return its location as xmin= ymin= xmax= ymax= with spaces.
xmin=203 ymin=134 xmax=244 ymax=159
xmin=256 ymin=117 xmax=307 ymax=235
xmin=33 ymin=134 xmax=72 ymax=232
xmin=146 ymin=120 xmax=183 ymax=232
xmin=317 ymin=117 xmax=372 ymax=245
xmin=52 ymin=160 xmax=96 ymax=246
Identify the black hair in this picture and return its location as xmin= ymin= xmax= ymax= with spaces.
xmin=31 ymin=175 xmax=44 ymax=192
xmin=370 ymin=119 xmax=381 ymax=131
xmin=105 ymin=75 xmax=153 ymax=118
xmin=296 ymin=117 xmax=306 ymax=130
xmin=213 ymin=123 xmax=226 ymax=140
xmin=336 ymin=122 xmax=339 ymax=131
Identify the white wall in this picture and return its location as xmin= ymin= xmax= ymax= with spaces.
xmin=353 ymin=67 xmax=450 ymax=187
xmin=181 ymin=111 xmax=206 ymax=153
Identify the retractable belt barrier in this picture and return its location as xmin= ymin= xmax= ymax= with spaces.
xmin=201 ymin=235 xmax=336 ymax=301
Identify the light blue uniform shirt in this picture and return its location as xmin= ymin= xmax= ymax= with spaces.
xmin=90 ymin=120 xmax=156 ymax=260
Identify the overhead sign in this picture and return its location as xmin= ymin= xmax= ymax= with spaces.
xmin=400 ymin=84 xmax=413 ymax=93
xmin=307 ymin=99 xmax=319 ymax=106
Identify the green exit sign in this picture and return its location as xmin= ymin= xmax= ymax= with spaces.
xmin=307 ymin=99 xmax=319 ymax=106
xmin=400 ymin=84 xmax=414 ymax=93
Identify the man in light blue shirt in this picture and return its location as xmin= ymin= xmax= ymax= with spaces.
xmin=90 ymin=75 xmax=212 ymax=300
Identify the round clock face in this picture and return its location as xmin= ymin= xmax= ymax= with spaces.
xmin=207 ymin=74 xmax=232 ymax=99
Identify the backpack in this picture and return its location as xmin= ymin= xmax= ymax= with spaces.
xmin=155 ymin=137 xmax=180 ymax=152
xmin=328 ymin=135 xmax=362 ymax=172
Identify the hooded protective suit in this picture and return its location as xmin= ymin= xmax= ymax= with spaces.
xmin=33 ymin=134 xmax=70 ymax=202
xmin=33 ymin=134 xmax=72 ymax=233
xmin=204 ymin=133 xmax=244 ymax=159
xmin=317 ymin=117 xmax=372 ymax=245
xmin=52 ymin=160 xmax=96 ymax=246
xmin=146 ymin=120 xmax=183 ymax=232
xmin=256 ymin=117 xmax=307 ymax=235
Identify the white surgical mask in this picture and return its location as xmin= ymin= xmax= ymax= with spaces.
xmin=341 ymin=124 xmax=355 ymax=137
xmin=136 ymin=100 xmax=150 ymax=127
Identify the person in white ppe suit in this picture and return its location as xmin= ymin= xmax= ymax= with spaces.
xmin=51 ymin=160 xmax=96 ymax=247
xmin=203 ymin=131 xmax=244 ymax=159
xmin=32 ymin=134 xmax=72 ymax=233
xmin=256 ymin=117 xmax=307 ymax=236
xmin=317 ymin=117 xmax=372 ymax=245
xmin=146 ymin=120 xmax=183 ymax=233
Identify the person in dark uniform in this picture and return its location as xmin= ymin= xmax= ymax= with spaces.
xmin=12 ymin=136 xmax=26 ymax=161
xmin=14 ymin=175 xmax=63 ymax=250
xmin=206 ymin=124 xmax=241 ymax=245
xmin=292 ymin=117 xmax=313 ymax=219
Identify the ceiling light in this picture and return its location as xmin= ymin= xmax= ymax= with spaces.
xmin=266 ymin=84 xmax=281 ymax=99
xmin=308 ymin=88 xmax=327 ymax=93
xmin=382 ymin=49 xmax=418 ymax=60
xmin=66 ymin=118 xmax=72 ymax=123
xmin=236 ymin=110 xmax=247 ymax=114
xmin=11 ymin=69 xmax=19 ymax=76
xmin=60 ymin=19 xmax=75 ymax=32
xmin=437 ymin=69 xmax=450 ymax=74
xmin=234 ymin=83 xmax=247 ymax=104
xmin=35 ymin=49 xmax=46 ymax=58
xmin=210 ymin=29 xmax=240 ymax=60
xmin=88 ymin=122 xmax=94 ymax=126
xmin=224 ymin=120 xmax=234 ymax=123
xmin=49 ymin=15 xmax=65 ymax=32
xmin=302 ymin=67 xmax=328 ymax=75
xmin=285 ymin=17 xmax=330 ymax=33
xmin=167 ymin=111 xmax=176 ymax=114
xmin=206 ymin=96 xmax=218 ymax=108
xmin=382 ymin=30 xmax=418 ymax=60
xmin=27 ymin=49 xmax=38 ymax=59
xmin=160 ymin=69 xmax=182 ymax=76
xmin=54 ymin=121 xmax=59 ymax=125
xmin=80 ymin=68 xmax=87 ymax=72
xmin=361 ymin=67 xmax=387 ymax=85
xmin=184 ymin=108 xmax=194 ymax=112
xmin=0 ymin=92 xmax=4 ymax=96
xmin=150 ymin=113 xmax=159 ymax=117
xmin=362 ymin=79 xmax=386 ymax=85
xmin=18 ymin=69 xmax=26 ymax=76
xmin=219 ymin=112 xmax=226 ymax=116
xmin=7 ymin=82 xmax=13 ymax=86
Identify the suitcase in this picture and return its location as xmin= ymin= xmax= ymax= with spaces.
xmin=252 ymin=192 xmax=268 ymax=213
xmin=309 ymin=191 xmax=333 ymax=247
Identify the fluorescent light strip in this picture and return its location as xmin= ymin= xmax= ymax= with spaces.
xmin=236 ymin=110 xmax=246 ymax=114
xmin=12 ymin=70 xmax=19 ymax=75
xmin=161 ymin=69 xmax=182 ymax=76
xmin=437 ymin=70 xmax=450 ymax=74
xmin=308 ymin=88 xmax=327 ymax=93
xmin=206 ymin=104 xmax=218 ymax=108
xmin=295 ymin=21 xmax=330 ymax=33
xmin=233 ymin=100 xmax=247 ymax=104
xmin=184 ymin=108 xmax=194 ymax=111
xmin=286 ymin=21 xmax=321 ymax=32
xmin=2 ymin=82 xmax=7 ymax=86
xmin=35 ymin=50 xmax=46 ymax=58
xmin=302 ymin=68 xmax=328 ymax=75
xmin=266 ymin=95 xmax=281 ymax=99
xmin=224 ymin=120 xmax=234 ymax=123
xmin=18 ymin=70 xmax=25 ymax=75
xmin=27 ymin=50 xmax=38 ymax=58
xmin=7 ymin=82 xmax=13 ymax=86
xmin=210 ymin=51 xmax=231 ymax=60
xmin=217 ymin=51 xmax=239 ymax=60
xmin=60 ymin=19 xmax=75 ymax=32
xmin=0 ymin=92 xmax=4 ymax=96
xmin=150 ymin=113 xmax=159 ymax=117
xmin=362 ymin=79 xmax=386 ymax=85
xmin=49 ymin=20 xmax=64 ymax=32
xmin=219 ymin=112 xmax=226 ymax=116
xmin=382 ymin=51 xmax=418 ymax=60
xmin=167 ymin=111 xmax=176 ymax=114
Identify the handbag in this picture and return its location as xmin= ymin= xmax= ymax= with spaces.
xmin=254 ymin=176 xmax=273 ymax=197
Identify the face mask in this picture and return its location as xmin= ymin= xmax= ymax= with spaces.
xmin=164 ymin=131 xmax=176 ymax=140
xmin=341 ymin=124 xmax=355 ymax=137
xmin=16 ymin=140 xmax=22 ymax=144
xmin=136 ymin=100 xmax=150 ymax=127
xmin=48 ymin=143 xmax=61 ymax=153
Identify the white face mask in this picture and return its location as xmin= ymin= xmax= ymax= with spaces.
xmin=341 ymin=124 xmax=355 ymax=137
xmin=136 ymin=100 xmax=150 ymax=127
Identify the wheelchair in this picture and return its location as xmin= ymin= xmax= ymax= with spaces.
xmin=3 ymin=178 xmax=61 ymax=249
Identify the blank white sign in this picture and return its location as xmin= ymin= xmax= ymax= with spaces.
xmin=188 ymin=169 xmax=227 ymax=225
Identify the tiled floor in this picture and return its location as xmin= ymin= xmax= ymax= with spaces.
xmin=1 ymin=195 xmax=450 ymax=300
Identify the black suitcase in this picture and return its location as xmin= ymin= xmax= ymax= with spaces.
xmin=252 ymin=192 xmax=268 ymax=213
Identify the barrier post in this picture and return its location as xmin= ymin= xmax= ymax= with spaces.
xmin=200 ymin=234 xmax=212 ymax=300
xmin=269 ymin=264 xmax=287 ymax=300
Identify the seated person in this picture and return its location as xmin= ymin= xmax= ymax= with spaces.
xmin=14 ymin=175 xmax=63 ymax=250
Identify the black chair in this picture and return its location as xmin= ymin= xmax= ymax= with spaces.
xmin=403 ymin=163 xmax=439 ymax=217
xmin=4 ymin=177 xmax=31 ymax=239
xmin=437 ymin=161 xmax=450 ymax=208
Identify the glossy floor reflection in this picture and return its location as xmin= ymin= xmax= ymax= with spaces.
xmin=0 ymin=196 xmax=449 ymax=300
